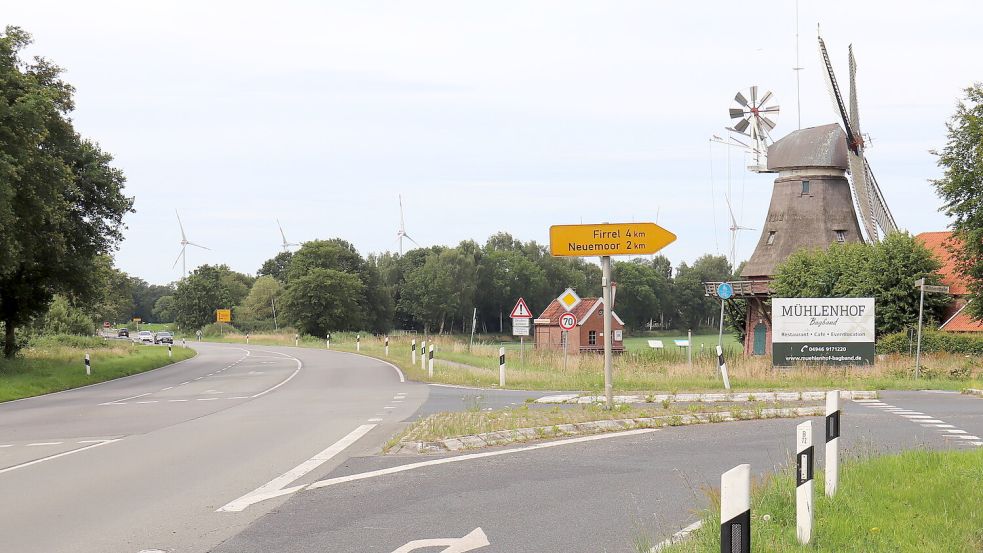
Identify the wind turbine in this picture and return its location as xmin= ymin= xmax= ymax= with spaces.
xmin=395 ymin=195 xmax=420 ymax=254
xmin=172 ymin=210 xmax=210 ymax=279
xmin=725 ymin=194 xmax=754 ymax=269
xmin=276 ymin=218 xmax=299 ymax=252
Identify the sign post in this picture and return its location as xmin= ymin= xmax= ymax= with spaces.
xmin=559 ymin=312 xmax=577 ymax=378
xmin=510 ymin=298 xmax=532 ymax=370
xmin=914 ymin=278 xmax=949 ymax=379
xmin=716 ymin=282 xmax=734 ymax=349
xmin=796 ymin=421 xmax=814 ymax=544
xmin=601 ymin=256 xmax=614 ymax=408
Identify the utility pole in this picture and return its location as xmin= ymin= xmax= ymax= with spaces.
xmin=602 ymin=255 xmax=614 ymax=409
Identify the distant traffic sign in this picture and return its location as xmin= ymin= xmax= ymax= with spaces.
xmin=559 ymin=312 xmax=578 ymax=331
xmin=556 ymin=288 xmax=581 ymax=312
xmin=549 ymin=222 xmax=676 ymax=257
xmin=717 ymin=282 xmax=734 ymax=300
xmin=216 ymin=309 xmax=232 ymax=323
xmin=512 ymin=318 xmax=530 ymax=328
xmin=510 ymin=298 xmax=533 ymax=319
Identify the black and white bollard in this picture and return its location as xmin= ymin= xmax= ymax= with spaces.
xmin=826 ymin=390 xmax=840 ymax=498
xmin=85 ymin=353 xmax=91 ymax=376
xmin=356 ymin=334 xmax=361 ymax=352
xmin=715 ymin=345 xmax=731 ymax=390
xmin=420 ymin=340 xmax=427 ymax=371
xmin=499 ymin=347 xmax=506 ymax=387
xmin=796 ymin=420 xmax=814 ymax=544
xmin=428 ymin=344 xmax=434 ymax=378
xmin=385 ymin=336 xmax=390 ymax=356
xmin=182 ymin=338 xmax=187 ymax=349
xmin=720 ymin=463 xmax=751 ymax=553
xmin=326 ymin=333 xmax=331 ymax=349
xmin=168 ymin=344 xmax=172 ymax=359
xmin=412 ymin=339 xmax=417 ymax=365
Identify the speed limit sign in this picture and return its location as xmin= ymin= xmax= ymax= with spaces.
xmin=559 ymin=312 xmax=578 ymax=331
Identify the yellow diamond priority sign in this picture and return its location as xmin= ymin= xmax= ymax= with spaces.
xmin=549 ymin=222 xmax=676 ymax=257
xmin=557 ymin=288 xmax=581 ymax=312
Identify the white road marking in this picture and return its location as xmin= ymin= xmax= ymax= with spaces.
xmin=918 ymin=419 xmax=945 ymax=423
xmin=955 ymin=435 xmax=981 ymax=440
xmin=0 ymin=445 xmax=12 ymax=448
xmin=0 ymin=439 xmax=121 ymax=475
xmin=248 ymin=350 xmax=303 ymax=399
xmin=180 ymin=381 xmax=191 ymax=385
xmin=944 ymin=429 xmax=968 ymax=434
xmin=901 ymin=415 xmax=933 ymax=419
xmin=368 ymin=418 xmax=384 ymax=422
xmin=391 ymin=527 xmax=489 ymax=553
xmin=893 ymin=411 xmax=924 ymax=415
xmin=218 ymin=424 xmax=376 ymax=512
xmin=161 ymin=386 xmax=173 ymax=391
xmin=27 ymin=442 xmax=62 ymax=447
xmin=384 ymin=406 xmax=396 ymax=410
xmin=197 ymin=398 xmax=219 ymax=401
xmin=933 ymin=424 xmax=956 ymax=428
xmin=135 ymin=401 xmax=158 ymax=404
xmin=100 ymin=391 xmax=152 ymax=405
xmin=307 ymin=428 xmax=660 ymax=491
xmin=328 ymin=349 xmax=406 ymax=383
xmin=168 ymin=399 xmax=189 ymax=402
xmin=229 ymin=396 xmax=249 ymax=399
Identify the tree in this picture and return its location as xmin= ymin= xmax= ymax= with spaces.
xmin=238 ymin=276 xmax=283 ymax=322
xmin=130 ymin=278 xmax=175 ymax=323
xmin=613 ymin=258 xmax=672 ymax=330
xmin=282 ymin=268 xmax=364 ymax=335
xmin=171 ymin=265 xmax=252 ymax=330
xmin=153 ymin=295 xmax=176 ymax=323
xmin=772 ymin=234 xmax=949 ymax=336
xmin=673 ymin=255 xmax=732 ymax=330
xmin=89 ymin=256 xmax=134 ymax=325
xmin=39 ymin=295 xmax=94 ymax=336
xmin=932 ymin=83 xmax=983 ymax=319
xmin=257 ymin=251 xmax=293 ymax=282
xmin=0 ymin=27 xmax=133 ymax=357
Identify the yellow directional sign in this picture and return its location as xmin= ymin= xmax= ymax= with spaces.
xmin=216 ymin=309 xmax=232 ymax=323
xmin=549 ymin=223 xmax=676 ymax=257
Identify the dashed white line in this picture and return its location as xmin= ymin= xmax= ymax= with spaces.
xmin=0 ymin=439 xmax=121 ymax=475
xmin=197 ymin=398 xmax=219 ymax=401
xmin=368 ymin=418 xmax=384 ymax=422
xmin=161 ymin=386 xmax=173 ymax=391
xmin=27 ymin=442 xmax=63 ymax=447
xmin=943 ymin=429 xmax=968 ymax=434
xmin=168 ymin=399 xmax=189 ymax=402
xmin=135 ymin=401 xmax=158 ymax=404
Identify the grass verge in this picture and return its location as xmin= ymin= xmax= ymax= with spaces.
xmin=0 ymin=335 xmax=196 ymax=402
xmin=658 ymin=448 xmax=983 ymax=552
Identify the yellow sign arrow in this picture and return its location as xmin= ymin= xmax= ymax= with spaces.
xmin=549 ymin=222 xmax=676 ymax=257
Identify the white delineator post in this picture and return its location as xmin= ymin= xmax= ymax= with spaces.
xmin=825 ymin=390 xmax=841 ymax=498
xmin=412 ymin=339 xmax=417 ymax=365
xmin=327 ymin=333 xmax=331 ymax=349
xmin=720 ymin=463 xmax=751 ymax=553
xmin=428 ymin=344 xmax=434 ymax=378
xmin=295 ymin=334 xmax=299 ymax=347
xmin=385 ymin=336 xmax=389 ymax=356
xmin=796 ymin=420 xmax=814 ymax=544
xmin=182 ymin=338 xmax=187 ymax=349
xmin=499 ymin=347 xmax=506 ymax=387
xmin=168 ymin=344 xmax=173 ymax=359
xmin=246 ymin=333 xmax=249 ymax=345
xmin=716 ymin=345 xmax=731 ymax=390
xmin=85 ymin=353 xmax=91 ymax=376
xmin=420 ymin=340 xmax=427 ymax=371
xmin=687 ymin=328 xmax=693 ymax=368
xmin=356 ymin=334 xmax=360 ymax=352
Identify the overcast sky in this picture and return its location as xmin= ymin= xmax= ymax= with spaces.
xmin=5 ymin=1 xmax=979 ymax=284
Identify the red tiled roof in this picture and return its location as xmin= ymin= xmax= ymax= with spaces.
xmin=916 ymin=232 xmax=972 ymax=296
xmin=537 ymin=298 xmax=600 ymax=323
xmin=940 ymin=301 xmax=983 ymax=332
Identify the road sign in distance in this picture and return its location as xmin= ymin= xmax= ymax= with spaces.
xmin=510 ymin=298 xmax=533 ymax=319
xmin=559 ymin=312 xmax=578 ymax=331
xmin=549 ymin=222 xmax=676 ymax=257
xmin=717 ymin=282 xmax=734 ymax=300
xmin=513 ymin=326 xmax=530 ymax=337
xmin=923 ymin=285 xmax=950 ymax=294
xmin=216 ymin=309 xmax=232 ymax=323
xmin=557 ymin=288 xmax=581 ymax=312
xmin=534 ymin=318 xmax=551 ymax=325
xmin=512 ymin=318 xmax=530 ymax=328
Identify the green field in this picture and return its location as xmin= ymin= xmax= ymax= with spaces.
xmin=0 ymin=335 xmax=196 ymax=402
xmin=658 ymin=447 xmax=983 ymax=552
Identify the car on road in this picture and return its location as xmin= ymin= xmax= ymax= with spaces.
xmin=117 ymin=328 xmax=129 ymax=338
xmin=154 ymin=331 xmax=174 ymax=345
xmin=135 ymin=330 xmax=154 ymax=344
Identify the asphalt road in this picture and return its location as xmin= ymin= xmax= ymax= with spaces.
xmin=213 ymin=390 xmax=982 ymax=553
xmin=0 ymin=342 xmax=422 ymax=553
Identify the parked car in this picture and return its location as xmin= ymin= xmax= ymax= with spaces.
xmin=154 ymin=331 xmax=174 ymax=345
xmin=117 ymin=328 xmax=129 ymax=338
xmin=136 ymin=331 xmax=154 ymax=344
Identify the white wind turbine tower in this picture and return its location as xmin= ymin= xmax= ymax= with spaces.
xmin=277 ymin=218 xmax=299 ymax=252
xmin=172 ymin=210 xmax=210 ymax=279
xmin=395 ymin=195 xmax=420 ymax=254
xmin=725 ymin=195 xmax=754 ymax=269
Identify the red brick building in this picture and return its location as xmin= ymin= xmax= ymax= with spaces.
xmin=916 ymin=231 xmax=983 ymax=333
xmin=534 ymin=298 xmax=625 ymax=354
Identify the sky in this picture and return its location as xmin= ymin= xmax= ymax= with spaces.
xmin=4 ymin=1 xmax=980 ymax=284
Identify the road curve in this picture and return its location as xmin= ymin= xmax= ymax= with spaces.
xmin=0 ymin=342 xmax=421 ymax=553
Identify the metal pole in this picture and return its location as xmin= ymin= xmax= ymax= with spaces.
xmin=796 ymin=421 xmax=814 ymax=544
xmin=825 ymin=391 xmax=841 ymax=498
xmin=915 ymin=280 xmax=925 ymax=379
xmin=562 ymin=331 xmax=567 ymax=373
xmin=717 ymin=299 xmax=726 ymax=348
xmin=602 ymin=256 xmax=614 ymax=409
xmin=688 ymin=329 xmax=693 ymax=369
xmin=271 ymin=297 xmax=278 ymax=331
xmin=520 ymin=336 xmax=524 ymax=369
xmin=469 ymin=307 xmax=477 ymax=351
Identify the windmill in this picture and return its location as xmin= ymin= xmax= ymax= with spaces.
xmin=276 ymin=218 xmax=299 ymax=252
xmin=728 ymin=86 xmax=780 ymax=172
xmin=818 ymin=35 xmax=898 ymax=242
xmin=725 ymin=194 xmax=754 ymax=269
xmin=395 ymin=195 xmax=420 ymax=254
xmin=172 ymin=210 xmax=210 ymax=279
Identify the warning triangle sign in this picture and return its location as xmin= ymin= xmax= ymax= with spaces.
xmin=510 ymin=298 xmax=533 ymax=319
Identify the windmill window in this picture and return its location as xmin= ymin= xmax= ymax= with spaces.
xmin=588 ymin=330 xmax=597 ymax=346
xmin=835 ymin=230 xmax=846 ymax=243
xmin=801 ymin=180 xmax=811 ymax=195
xmin=767 ymin=231 xmax=776 ymax=245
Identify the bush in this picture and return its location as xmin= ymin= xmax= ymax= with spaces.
xmin=199 ymin=322 xmax=241 ymax=337
xmin=233 ymin=319 xmax=278 ymax=333
xmin=28 ymin=334 xmax=113 ymax=350
xmin=878 ymin=330 xmax=983 ymax=355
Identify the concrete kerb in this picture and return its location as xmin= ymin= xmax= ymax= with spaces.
xmin=534 ymin=390 xmax=877 ymax=405
xmin=963 ymin=388 xmax=983 ymax=398
xmin=388 ymin=406 xmax=826 ymax=455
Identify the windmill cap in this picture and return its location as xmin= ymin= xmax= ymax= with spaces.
xmin=767 ymin=123 xmax=848 ymax=171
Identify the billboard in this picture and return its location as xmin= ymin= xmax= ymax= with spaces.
xmin=772 ymin=298 xmax=875 ymax=366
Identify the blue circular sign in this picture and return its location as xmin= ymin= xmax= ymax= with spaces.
xmin=716 ymin=282 xmax=734 ymax=300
